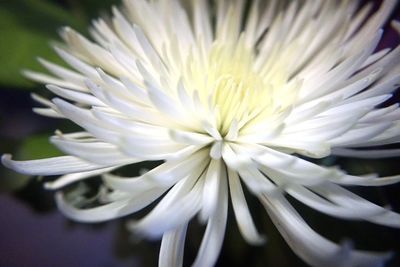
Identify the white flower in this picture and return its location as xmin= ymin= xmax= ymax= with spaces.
xmin=3 ymin=0 xmax=400 ymax=266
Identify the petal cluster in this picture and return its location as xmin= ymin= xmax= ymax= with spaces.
xmin=3 ymin=0 xmax=400 ymax=266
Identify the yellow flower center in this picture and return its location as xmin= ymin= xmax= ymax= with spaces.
xmin=180 ymin=36 xmax=300 ymax=137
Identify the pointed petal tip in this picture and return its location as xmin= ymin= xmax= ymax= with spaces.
xmin=43 ymin=182 xmax=56 ymax=190
xmin=21 ymin=69 xmax=35 ymax=78
xmin=246 ymin=234 xmax=267 ymax=246
xmin=45 ymin=84 xmax=59 ymax=91
xmin=52 ymin=97 xmax=68 ymax=107
xmin=1 ymin=154 xmax=34 ymax=175
xmin=127 ymin=220 xmax=164 ymax=240
xmin=1 ymin=154 xmax=13 ymax=169
xmin=209 ymin=142 xmax=222 ymax=159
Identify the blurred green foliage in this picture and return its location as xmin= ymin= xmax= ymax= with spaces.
xmin=0 ymin=0 xmax=118 ymax=88
xmin=16 ymin=134 xmax=63 ymax=160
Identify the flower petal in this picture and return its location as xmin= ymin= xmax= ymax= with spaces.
xmin=103 ymin=150 xmax=209 ymax=191
xmin=313 ymin=183 xmax=400 ymax=228
xmin=2 ymin=154 xmax=108 ymax=176
xmin=130 ymin=171 xmax=204 ymax=238
xmin=260 ymin=194 xmax=392 ymax=267
xmin=45 ymin=167 xmax=118 ymax=190
xmin=159 ymin=223 xmax=188 ymax=267
xmin=228 ymin=168 xmax=265 ymax=245
xmin=46 ymin=84 xmax=104 ymax=106
xmin=55 ymin=187 xmax=165 ymax=223
xmin=50 ymin=135 xmax=137 ymax=165
xmin=286 ymin=184 xmax=385 ymax=220
xmin=199 ymin=159 xmax=222 ymax=221
xmin=192 ymin=164 xmax=228 ymax=267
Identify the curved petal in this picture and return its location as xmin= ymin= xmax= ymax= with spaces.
xmin=260 ymin=193 xmax=392 ymax=267
xmin=221 ymin=144 xmax=276 ymax=195
xmin=130 ymin=171 xmax=204 ymax=238
xmin=199 ymin=159 xmax=222 ymax=221
xmin=192 ymin=164 xmax=228 ymax=267
xmin=46 ymin=84 xmax=104 ymax=106
xmin=103 ymin=149 xmax=209 ymax=191
xmin=2 ymin=154 xmax=108 ymax=176
xmin=159 ymin=223 xmax=188 ymax=267
xmin=313 ymin=183 xmax=400 ymax=228
xmin=55 ymin=187 xmax=166 ymax=223
xmin=228 ymin=168 xmax=266 ymax=245
xmin=285 ymin=184 xmax=385 ymax=219
xmin=237 ymin=144 xmax=336 ymax=184
xmin=329 ymin=173 xmax=400 ymax=186
xmin=45 ymin=166 xmax=118 ymax=190
xmin=50 ymin=135 xmax=138 ymax=165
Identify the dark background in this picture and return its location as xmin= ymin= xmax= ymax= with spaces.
xmin=0 ymin=0 xmax=399 ymax=266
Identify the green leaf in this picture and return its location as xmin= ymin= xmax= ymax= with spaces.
xmin=0 ymin=0 xmax=86 ymax=88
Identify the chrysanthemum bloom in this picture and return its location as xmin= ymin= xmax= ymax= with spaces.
xmin=3 ymin=0 xmax=400 ymax=266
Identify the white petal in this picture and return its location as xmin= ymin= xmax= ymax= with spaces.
xmin=239 ymin=144 xmax=335 ymax=183
xmin=222 ymin=144 xmax=276 ymax=195
xmin=169 ymin=129 xmax=213 ymax=145
xmin=120 ymin=136 xmax=198 ymax=163
xmin=130 ymin=172 xmax=203 ymax=238
xmin=46 ymin=84 xmax=104 ymax=106
xmin=330 ymin=173 xmax=400 ymax=187
xmin=52 ymin=98 xmax=120 ymax=144
xmin=209 ymin=141 xmax=223 ymax=159
xmin=321 ymin=95 xmax=392 ymax=117
xmin=258 ymin=138 xmax=331 ymax=158
xmin=55 ymin=187 xmax=165 ymax=223
xmin=23 ymin=70 xmax=86 ymax=91
xmin=359 ymin=49 xmax=390 ymax=69
xmin=259 ymin=165 xmax=327 ymax=186
xmin=159 ymin=223 xmax=187 ymax=267
xmin=60 ymin=28 xmax=128 ymax=76
xmin=111 ymin=7 xmax=144 ymax=56
xmin=285 ymin=184 xmax=384 ymax=220
xmin=38 ymin=57 xmax=87 ymax=90
xmin=313 ymin=183 xmax=400 ymax=228
xmin=50 ymin=135 xmax=137 ymax=165
xmin=53 ymin=46 xmax=100 ymax=79
xmin=2 ymin=154 xmax=108 ymax=175
xmin=260 ymin=194 xmax=392 ymax=267
xmin=228 ymin=168 xmax=265 ymax=245
xmin=33 ymin=108 xmax=64 ymax=118
xmin=191 ymin=0 xmax=212 ymax=47
xmin=31 ymin=93 xmax=55 ymax=108
xmin=119 ymin=76 xmax=149 ymax=104
xmin=45 ymin=167 xmax=118 ymax=190
xmin=132 ymin=25 xmax=167 ymax=75
xmin=329 ymin=122 xmax=393 ymax=146
xmin=104 ymin=150 xmax=209 ymax=191
xmin=360 ymin=104 xmax=400 ymax=123
xmin=192 ymin=164 xmax=228 ymax=267
xmin=200 ymin=159 xmax=222 ymax=221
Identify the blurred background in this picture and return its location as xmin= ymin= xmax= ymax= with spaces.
xmin=0 ymin=0 xmax=399 ymax=266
